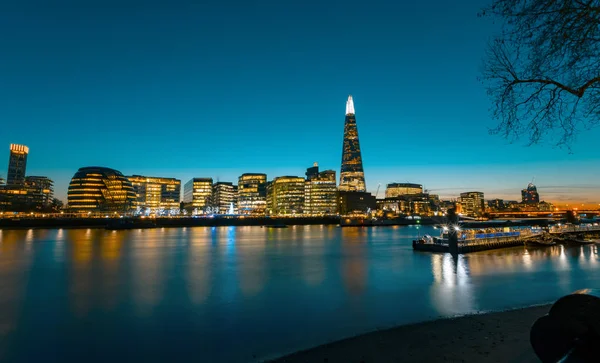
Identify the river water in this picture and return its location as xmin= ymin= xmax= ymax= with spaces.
xmin=0 ymin=226 xmax=598 ymax=362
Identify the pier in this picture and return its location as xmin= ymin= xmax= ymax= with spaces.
xmin=412 ymin=227 xmax=542 ymax=254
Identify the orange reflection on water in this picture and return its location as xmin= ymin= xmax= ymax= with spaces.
xmin=187 ymin=227 xmax=213 ymax=304
xmin=340 ymin=229 xmax=368 ymax=295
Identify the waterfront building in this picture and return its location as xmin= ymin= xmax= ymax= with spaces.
xmin=305 ymin=164 xmax=337 ymax=215
xmin=385 ymin=183 xmax=423 ymax=198
xmin=267 ymin=176 xmax=305 ymax=216
xmin=521 ymin=183 xmax=540 ymax=204
xmin=127 ymin=175 xmax=181 ymax=211
xmin=183 ymin=178 xmax=213 ymax=214
xmin=339 ymin=95 xmax=366 ymax=192
xmin=488 ymin=199 xmax=505 ymax=211
xmin=460 ymin=192 xmax=485 ymax=217
xmin=7 ymin=144 xmax=28 ymax=186
xmin=338 ymin=191 xmax=377 ymax=215
xmin=67 ymin=167 xmax=136 ymax=213
xmin=238 ymin=173 xmax=267 ymax=215
xmin=23 ymin=176 xmax=54 ymax=208
xmin=213 ymin=181 xmax=237 ymax=214
xmin=378 ymin=193 xmax=439 ymax=215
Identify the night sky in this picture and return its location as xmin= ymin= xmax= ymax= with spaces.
xmin=1 ymin=0 xmax=599 ymax=204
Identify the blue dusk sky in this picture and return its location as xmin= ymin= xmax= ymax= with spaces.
xmin=1 ymin=0 xmax=599 ymax=204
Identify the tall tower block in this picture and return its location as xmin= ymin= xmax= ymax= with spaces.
xmin=339 ymin=95 xmax=366 ymax=192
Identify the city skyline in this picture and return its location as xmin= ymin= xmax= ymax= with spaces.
xmin=2 ymin=1 xmax=600 ymax=204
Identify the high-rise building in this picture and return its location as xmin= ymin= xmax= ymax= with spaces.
xmin=23 ymin=176 xmax=54 ymax=208
xmin=127 ymin=175 xmax=181 ymax=211
xmin=521 ymin=183 xmax=540 ymax=204
xmin=67 ymin=167 xmax=136 ymax=213
xmin=7 ymin=144 xmax=28 ymax=185
xmin=339 ymin=95 xmax=366 ymax=192
xmin=305 ymin=164 xmax=337 ymax=215
xmin=460 ymin=191 xmax=485 ymax=217
xmin=213 ymin=182 xmax=237 ymax=214
xmin=183 ymin=178 xmax=213 ymax=213
xmin=267 ymin=176 xmax=305 ymax=216
xmin=238 ymin=173 xmax=267 ymax=215
xmin=385 ymin=183 xmax=423 ymax=198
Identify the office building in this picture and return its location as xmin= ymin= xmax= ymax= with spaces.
xmin=183 ymin=178 xmax=213 ymax=213
xmin=213 ymin=182 xmax=237 ymax=214
xmin=127 ymin=175 xmax=181 ymax=211
xmin=378 ymin=193 xmax=439 ymax=215
xmin=521 ymin=183 xmax=540 ymax=204
xmin=7 ymin=144 xmax=28 ymax=185
xmin=338 ymin=191 xmax=377 ymax=215
xmin=238 ymin=173 xmax=267 ymax=215
xmin=67 ymin=167 xmax=136 ymax=212
xmin=460 ymin=191 xmax=485 ymax=217
xmin=339 ymin=95 xmax=366 ymax=192
xmin=305 ymin=164 xmax=337 ymax=215
xmin=488 ymin=199 xmax=505 ymax=211
xmin=23 ymin=176 xmax=54 ymax=208
xmin=385 ymin=183 xmax=423 ymax=198
xmin=267 ymin=176 xmax=305 ymax=216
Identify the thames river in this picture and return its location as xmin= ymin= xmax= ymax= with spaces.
xmin=0 ymin=226 xmax=598 ymax=362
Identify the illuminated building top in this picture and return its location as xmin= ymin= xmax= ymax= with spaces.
xmin=345 ymin=95 xmax=355 ymax=115
xmin=10 ymin=144 xmax=29 ymax=154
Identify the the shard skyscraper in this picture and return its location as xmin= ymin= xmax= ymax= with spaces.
xmin=339 ymin=95 xmax=366 ymax=192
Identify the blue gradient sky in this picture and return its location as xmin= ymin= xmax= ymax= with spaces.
xmin=1 ymin=0 xmax=599 ymax=203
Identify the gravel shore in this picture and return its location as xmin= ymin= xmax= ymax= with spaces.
xmin=270 ymin=305 xmax=550 ymax=363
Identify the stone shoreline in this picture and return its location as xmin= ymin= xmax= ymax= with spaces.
xmin=270 ymin=305 xmax=550 ymax=363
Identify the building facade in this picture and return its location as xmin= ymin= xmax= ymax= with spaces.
xmin=267 ymin=176 xmax=305 ymax=216
xmin=378 ymin=193 xmax=439 ymax=215
xmin=339 ymin=95 xmax=366 ymax=192
xmin=213 ymin=182 xmax=237 ymax=214
xmin=183 ymin=178 xmax=213 ymax=214
xmin=7 ymin=144 xmax=28 ymax=185
xmin=127 ymin=175 xmax=181 ymax=211
xmin=305 ymin=165 xmax=337 ymax=215
xmin=521 ymin=183 xmax=540 ymax=204
xmin=0 ymin=145 xmax=56 ymax=212
xmin=338 ymin=191 xmax=377 ymax=215
xmin=67 ymin=167 xmax=136 ymax=212
xmin=238 ymin=173 xmax=267 ymax=215
xmin=460 ymin=191 xmax=485 ymax=217
xmin=385 ymin=183 xmax=423 ymax=198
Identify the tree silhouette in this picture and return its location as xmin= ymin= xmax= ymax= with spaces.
xmin=481 ymin=0 xmax=600 ymax=148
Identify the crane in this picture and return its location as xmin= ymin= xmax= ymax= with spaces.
xmin=375 ymin=183 xmax=382 ymax=199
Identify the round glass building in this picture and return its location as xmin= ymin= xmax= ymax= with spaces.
xmin=67 ymin=167 xmax=136 ymax=212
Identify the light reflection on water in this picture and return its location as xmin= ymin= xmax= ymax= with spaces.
xmin=0 ymin=225 xmax=599 ymax=362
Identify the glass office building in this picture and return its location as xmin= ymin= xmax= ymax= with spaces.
xmin=7 ymin=144 xmax=28 ymax=186
xmin=183 ymin=178 xmax=213 ymax=214
xmin=267 ymin=176 xmax=305 ymax=216
xmin=305 ymin=165 xmax=337 ymax=215
xmin=238 ymin=173 xmax=267 ymax=215
xmin=213 ymin=182 xmax=237 ymax=214
xmin=127 ymin=175 xmax=181 ymax=211
xmin=339 ymin=95 xmax=366 ymax=192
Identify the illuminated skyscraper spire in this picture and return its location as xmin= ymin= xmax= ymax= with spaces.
xmin=339 ymin=95 xmax=366 ymax=192
xmin=346 ymin=95 xmax=355 ymax=115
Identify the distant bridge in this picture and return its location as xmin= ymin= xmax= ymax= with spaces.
xmin=488 ymin=210 xmax=600 ymax=218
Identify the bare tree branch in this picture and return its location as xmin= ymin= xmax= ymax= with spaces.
xmin=482 ymin=0 xmax=600 ymax=147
